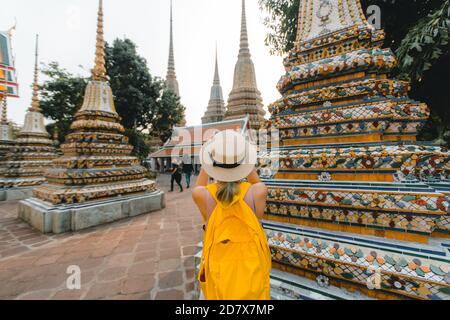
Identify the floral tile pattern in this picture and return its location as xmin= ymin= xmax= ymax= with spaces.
xmin=266 ymin=228 xmax=450 ymax=300
xmin=267 ymin=186 xmax=449 ymax=214
xmin=278 ymin=48 xmax=397 ymax=93
xmin=259 ymin=144 xmax=450 ymax=181
xmin=267 ymin=203 xmax=437 ymax=234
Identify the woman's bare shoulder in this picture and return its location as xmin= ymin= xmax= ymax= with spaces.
xmin=251 ymin=182 xmax=268 ymax=197
xmin=192 ymin=186 xmax=207 ymax=200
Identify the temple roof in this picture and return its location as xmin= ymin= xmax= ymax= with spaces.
xmin=150 ymin=117 xmax=248 ymax=158
xmin=296 ymin=0 xmax=369 ymax=44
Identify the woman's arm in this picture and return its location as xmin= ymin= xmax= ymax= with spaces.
xmin=252 ymin=183 xmax=268 ymax=220
xmin=196 ymin=168 xmax=209 ymax=187
xmin=192 ymin=168 xmax=212 ymax=223
xmin=192 ymin=187 xmax=208 ymax=223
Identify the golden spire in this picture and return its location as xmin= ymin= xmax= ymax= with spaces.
xmin=30 ymin=34 xmax=41 ymax=112
xmin=92 ymin=0 xmax=107 ymax=81
xmin=239 ymin=0 xmax=250 ymax=56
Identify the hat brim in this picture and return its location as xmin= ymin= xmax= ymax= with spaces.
xmin=199 ymin=140 xmax=257 ymax=182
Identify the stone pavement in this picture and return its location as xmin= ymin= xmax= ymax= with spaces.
xmin=0 ymin=174 xmax=203 ymax=300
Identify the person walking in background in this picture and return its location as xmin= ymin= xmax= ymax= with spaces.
xmin=170 ymin=161 xmax=183 ymax=192
xmin=192 ymin=130 xmax=271 ymax=300
xmin=182 ymin=161 xmax=194 ymax=189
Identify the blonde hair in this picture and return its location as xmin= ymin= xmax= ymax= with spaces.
xmin=216 ymin=181 xmax=240 ymax=205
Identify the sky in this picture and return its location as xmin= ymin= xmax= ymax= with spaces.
xmin=0 ymin=0 xmax=285 ymax=127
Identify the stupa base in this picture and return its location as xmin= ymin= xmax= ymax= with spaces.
xmin=18 ymin=190 xmax=165 ymax=234
xmin=0 ymin=187 xmax=34 ymax=201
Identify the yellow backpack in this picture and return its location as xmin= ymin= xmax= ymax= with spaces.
xmin=198 ymin=182 xmax=272 ymax=300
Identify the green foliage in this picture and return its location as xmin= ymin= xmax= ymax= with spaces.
xmin=124 ymin=129 xmax=150 ymax=160
xmin=396 ymin=0 xmax=450 ymax=144
xmin=105 ymin=38 xmax=184 ymax=145
xmin=39 ymin=38 xmax=185 ymax=155
xmin=105 ymin=39 xmax=160 ymax=129
xmin=39 ymin=62 xmax=87 ymax=142
xmin=361 ymin=0 xmax=444 ymax=51
xmin=396 ymin=0 xmax=450 ymax=79
xmin=259 ymin=0 xmax=299 ymax=55
xmin=153 ymin=88 xmax=185 ymax=144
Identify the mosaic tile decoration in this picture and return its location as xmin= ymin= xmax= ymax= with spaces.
xmin=259 ymin=144 xmax=450 ymax=181
xmin=270 ymin=79 xmax=410 ymax=115
xmin=273 ymin=101 xmax=428 ymax=128
xmin=278 ymin=48 xmax=397 ymax=94
xmin=266 ymin=203 xmax=437 ymax=235
xmin=266 ymin=186 xmax=449 ymax=215
xmin=259 ymin=0 xmax=450 ymax=300
xmin=266 ymin=227 xmax=450 ymax=300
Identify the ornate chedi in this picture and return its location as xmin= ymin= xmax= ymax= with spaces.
xmin=0 ymin=97 xmax=14 ymax=202
xmin=201 ymin=49 xmax=226 ymax=124
xmin=166 ymin=0 xmax=186 ymax=127
xmin=0 ymin=98 xmax=13 ymax=174
xmin=258 ymin=0 xmax=450 ymax=300
xmin=0 ymin=27 xmax=18 ymax=198
xmin=19 ymin=0 xmax=164 ymax=234
xmin=0 ymin=35 xmax=57 ymax=200
xmin=225 ymin=0 xmax=265 ymax=130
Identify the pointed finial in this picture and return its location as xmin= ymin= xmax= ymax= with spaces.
xmin=30 ymin=34 xmax=41 ymax=112
xmin=8 ymin=18 xmax=17 ymax=36
xmin=166 ymin=0 xmax=180 ymax=96
xmin=167 ymin=0 xmax=175 ymax=73
xmin=1 ymin=96 xmax=8 ymax=125
xmin=239 ymin=0 xmax=249 ymax=55
xmin=213 ymin=44 xmax=220 ymax=85
xmin=92 ymin=0 xmax=107 ymax=81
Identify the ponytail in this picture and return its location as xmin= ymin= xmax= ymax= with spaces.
xmin=216 ymin=182 xmax=240 ymax=205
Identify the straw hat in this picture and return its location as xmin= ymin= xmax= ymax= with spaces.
xmin=199 ymin=130 xmax=257 ymax=182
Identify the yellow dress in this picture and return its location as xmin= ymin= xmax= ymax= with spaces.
xmin=198 ymin=182 xmax=272 ymax=300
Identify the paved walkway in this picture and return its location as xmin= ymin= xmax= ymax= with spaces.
xmin=0 ymin=174 xmax=203 ymax=300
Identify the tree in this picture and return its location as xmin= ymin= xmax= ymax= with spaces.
xmin=39 ymin=38 xmax=185 ymax=159
xmin=105 ymin=38 xmax=160 ymax=130
xmin=258 ymin=0 xmax=450 ymax=145
xmin=105 ymin=38 xmax=185 ymax=145
xmin=259 ymin=0 xmax=299 ymax=56
xmin=39 ymin=62 xmax=87 ymax=142
xmin=396 ymin=0 xmax=450 ymax=144
xmin=152 ymin=88 xmax=185 ymax=144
